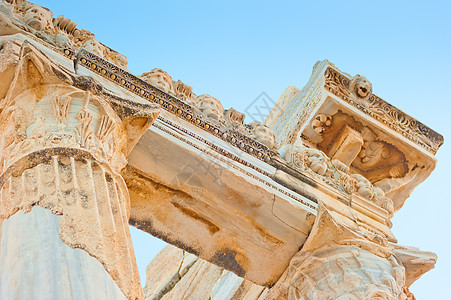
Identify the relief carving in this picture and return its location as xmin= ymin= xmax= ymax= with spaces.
xmin=97 ymin=115 xmax=115 ymax=155
xmin=311 ymin=113 xmax=331 ymax=135
xmin=224 ymin=107 xmax=245 ymax=128
xmin=282 ymin=144 xmax=395 ymax=222
xmin=0 ymin=0 xmax=127 ymax=67
xmin=140 ymin=68 xmax=175 ymax=95
xmin=75 ymin=108 xmax=94 ymax=149
xmin=74 ymin=48 xmax=278 ymax=162
xmin=349 ymin=74 xmax=372 ymax=100
xmin=270 ymin=203 xmax=415 ymax=300
xmin=249 ymin=121 xmax=277 ymax=151
xmin=323 ymin=66 xmax=443 ymax=154
xmin=0 ymin=42 xmax=160 ymax=300
xmin=358 ymin=127 xmax=391 ymax=165
xmin=173 ymin=79 xmax=194 ymax=104
xmin=52 ymin=95 xmax=70 ymax=125
xmin=195 ymin=94 xmax=225 ymax=124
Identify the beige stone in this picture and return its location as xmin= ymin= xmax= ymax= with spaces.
xmin=0 ymin=2 xmax=444 ymax=299
xmin=144 ymin=245 xmax=266 ymax=300
xmin=0 ymin=34 xmax=159 ymax=299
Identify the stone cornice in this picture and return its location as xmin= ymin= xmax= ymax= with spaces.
xmin=324 ymin=66 xmax=444 ymax=155
xmin=66 ymin=48 xmax=277 ymax=164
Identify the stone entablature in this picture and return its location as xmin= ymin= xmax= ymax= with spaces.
xmin=0 ymin=1 xmax=444 ymax=299
xmin=0 ymin=0 xmax=127 ymax=67
xmin=70 ymin=49 xmax=279 ymax=163
xmin=2 ymin=2 xmax=439 ymax=216
xmin=266 ymin=60 xmax=443 ymax=211
xmin=323 ymin=66 xmax=443 ymax=155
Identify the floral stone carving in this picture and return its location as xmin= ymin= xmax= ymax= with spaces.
xmin=0 ymin=40 xmax=159 ymax=299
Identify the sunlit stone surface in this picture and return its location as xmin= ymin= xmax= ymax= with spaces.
xmin=0 ymin=1 xmax=443 ymax=299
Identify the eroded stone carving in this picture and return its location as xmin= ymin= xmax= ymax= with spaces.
xmin=0 ymin=2 xmax=442 ymax=299
xmin=311 ymin=113 xmax=331 ymax=135
xmin=195 ymin=94 xmax=225 ymax=124
xmin=349 ymin=74 xmax=372 ymax=100
xmin=173 ymin=79 xmax=195 ymax=104
xmin=140 ymin=68 xmax=175 ymax=95
xmin=249 ymin=121 xmax=277 ymax=151
xmin=224 ymin=107 xmax=245 ymax=128
xmin=0 ymin=0 xmax=127 ymax=68
xmin=282 ymin=144 xmax=395 ymax=223
xmin=324 ymin=66 xmax=443 ymax=154
xmin=0 ymin=41 xmax=159 ymax=299
xmin=269 ymin=204 xmax=420 ymax=300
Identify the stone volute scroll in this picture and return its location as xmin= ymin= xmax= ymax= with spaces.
xmin=0 ymin=41 xmax=159 ymax=299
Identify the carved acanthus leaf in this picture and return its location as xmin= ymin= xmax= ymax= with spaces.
xmin=52 ymin=95 xmax=70 ymax=125
xmin=278 ymin=203 xmax=405 ymax=300
xmin=75 ymin=108 xmax=93 ymax=148
xmin=97 ymin=115 xmax=115 ymax=142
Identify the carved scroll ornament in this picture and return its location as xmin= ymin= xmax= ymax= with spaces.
xmin=324 ymin=67 xmax=443 ymax=154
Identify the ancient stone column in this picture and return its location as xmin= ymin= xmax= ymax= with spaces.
xmin=0 ymin=41 xmax=159 ymax=299
xmin=266 ymin=203 xmax=436 ymax=300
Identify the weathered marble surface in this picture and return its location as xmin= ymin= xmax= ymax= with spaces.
xmin=0 ymin=1 xmax=444 ymax=299
xmin=0 ymin=207 xmax=126 ymax=300
xmin=144 ymin=245 xmax=267 ymax=300
xmin=0 ymin=30 xmax=158 ymax=299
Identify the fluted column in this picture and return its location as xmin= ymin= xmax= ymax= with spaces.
xmin=0 ymin=41 xmax=159 ymax=299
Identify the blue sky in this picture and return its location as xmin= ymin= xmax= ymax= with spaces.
xmin=33 ymin=1 xmax=451 ymax=298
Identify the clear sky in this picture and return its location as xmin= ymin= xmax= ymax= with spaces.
xmin=33 ymin=0 xmax=451 ymax=298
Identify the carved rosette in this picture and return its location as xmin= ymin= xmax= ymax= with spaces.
xmin=0 ymin=42 xmax=159 ymax=299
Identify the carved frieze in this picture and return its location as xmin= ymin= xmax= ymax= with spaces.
xmin=195 ymin=94 xmax=226 ymax=124
xmin=282 ymin=144 xmax=394 ymax=225
xmin=324 ymin=66 xmax=443 ymax=154
xmin=73 ymin=48 xmax=278 ymax=163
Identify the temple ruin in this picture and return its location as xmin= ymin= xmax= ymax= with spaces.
xmin=0 ymin=1 xmax=444 ymax=299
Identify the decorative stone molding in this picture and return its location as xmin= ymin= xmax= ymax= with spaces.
xmin=0 ymin=40 xmax=159 ymax=299
xmin=282 ymin=144 xmax=394 ymax=224
xmin=224 ymin=107 xmax=245 ymax=129
xmin=73 ymin=48 xmax=278 ymax=163
xmin=324 ymin=66 xmax=443 ymax=154
xmin=0 ymin=0 xmax=127 ymax=68
xmin=267 ymin=60 xmax=442 ymax=211
xmin=3 ymin=1 xmax=283 ymax=171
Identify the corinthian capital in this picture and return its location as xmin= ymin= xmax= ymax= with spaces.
xmin=266 ymin=203 xmax=435 ymax=300
xmin=0 ymin=39 xmax=160 ymax=300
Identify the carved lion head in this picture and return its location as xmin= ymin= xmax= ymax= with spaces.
xmin=350 ymin=75 xmax=372 ymax=100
